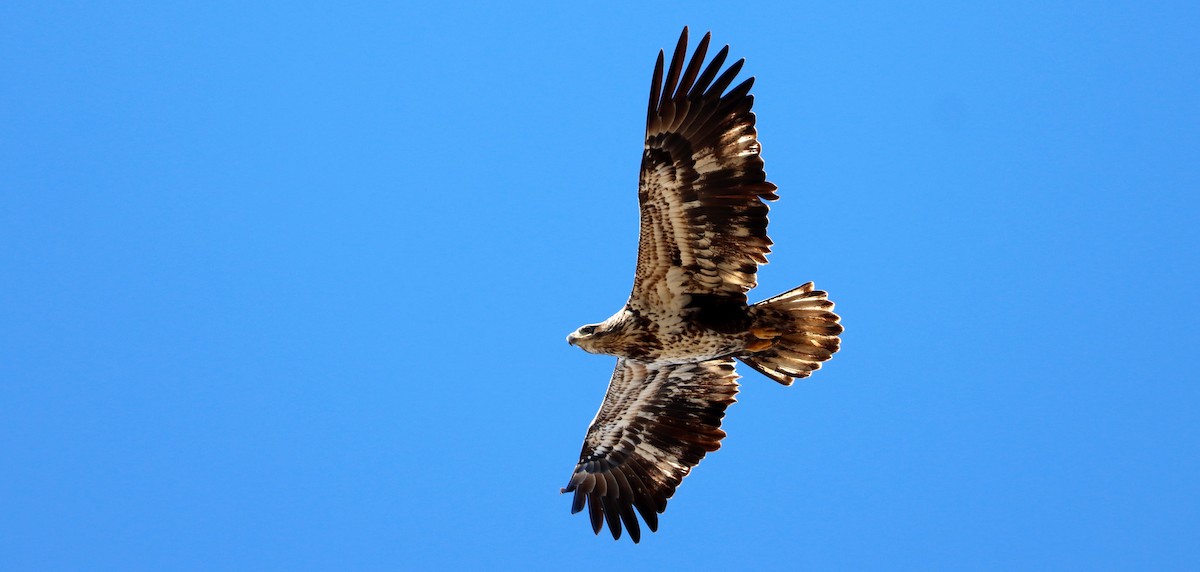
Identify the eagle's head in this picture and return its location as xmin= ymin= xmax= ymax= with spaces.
xmin=567 ymin=308 xmax=637 ymax=356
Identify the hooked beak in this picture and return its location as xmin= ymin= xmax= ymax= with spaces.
xmin=566 ymin=333 xmax=580 ymax=346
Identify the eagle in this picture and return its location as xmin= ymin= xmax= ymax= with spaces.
xmin=561 ymin=28 xmax=843 ymax=543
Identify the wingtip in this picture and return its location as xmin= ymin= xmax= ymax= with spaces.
xmin=678 ymin=26 xmax=713 ymax=41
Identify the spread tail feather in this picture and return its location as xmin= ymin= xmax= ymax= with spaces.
xmin=737 ymin=282 xmax=842 ymax=385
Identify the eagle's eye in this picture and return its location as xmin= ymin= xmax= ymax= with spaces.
xmin=580 ymin=325 xmax=598 ymax=336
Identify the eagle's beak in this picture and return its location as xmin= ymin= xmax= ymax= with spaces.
xmin=566 ymin=333 xmax=579 ymax=346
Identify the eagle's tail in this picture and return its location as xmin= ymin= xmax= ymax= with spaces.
xmin=737 ymin=282 xmax=842 ymax=386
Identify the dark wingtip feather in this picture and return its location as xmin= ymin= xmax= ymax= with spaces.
xmin=709 ymin=57 xmax=746 ymax=97
xmin=620 ymin=502 xmax=642 ymax=543
xmin=570 ymin=489 xmax=586 ymax=514
xmin=725 ymin=76 xmax=755 ymax=102
xmin=601 ymin=495 xmax=623 ymax=540
xmin=661 ymin=27 xmax=689 ymax=106
xmin=587 ymin=493 xmax=604 ymax=534
xmin=647 ymin=49 xmax=665 ymax=124
xmin=675 ymin=31 xmax=711 ymax=99
xmin=689 ymin=44 xmax=729 ymax=99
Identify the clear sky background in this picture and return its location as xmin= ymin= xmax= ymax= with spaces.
xmin=2 ymin=2 xmax=1198 ymax=570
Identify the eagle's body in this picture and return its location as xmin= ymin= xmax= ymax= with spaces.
xmin=563 ymin=28 xmax=842 ymax=543
xmin=569 ymin=302 xmax=749 ymax=364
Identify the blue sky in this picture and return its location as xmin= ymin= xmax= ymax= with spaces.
xmin=2 ymin=1 xmax=1197 ymax=569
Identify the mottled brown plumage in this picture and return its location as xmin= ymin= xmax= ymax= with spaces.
xmin=563 ymin=27 xmax=842 ymax=543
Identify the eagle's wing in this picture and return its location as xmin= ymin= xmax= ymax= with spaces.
xmin=631 ymin=28 xmax=777 ymax=313
xmin=562 ymin=358 xmax=740 ymax=542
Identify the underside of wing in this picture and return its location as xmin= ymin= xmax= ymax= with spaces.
xmin=632 ymin=27 xmax=778 ymax=312
xmin=562 ymin=358 xmax=740 ymax=542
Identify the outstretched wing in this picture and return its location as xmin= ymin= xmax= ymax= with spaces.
xmin=562 ymin=358 xmax=740 ymax=542
xmin=632 ymin=28 xmax=778 ymax=313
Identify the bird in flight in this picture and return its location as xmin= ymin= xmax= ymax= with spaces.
xmin=561 ymin=28 xmax=843 ymax=543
